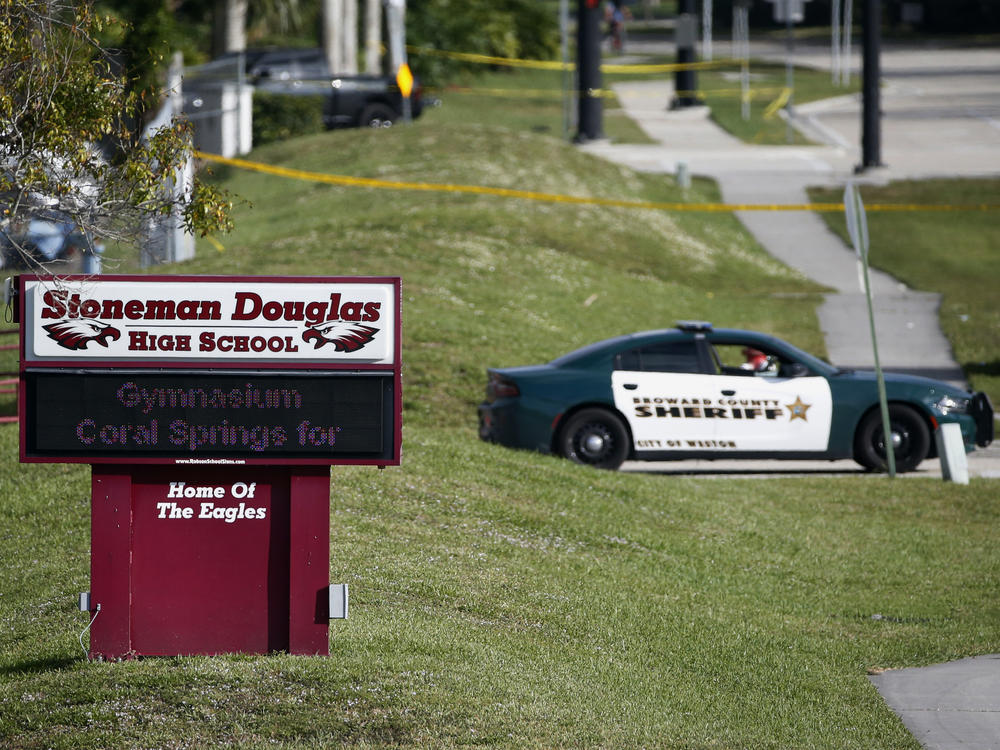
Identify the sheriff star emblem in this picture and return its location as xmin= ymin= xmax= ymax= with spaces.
xmin=785 ymin=396 xmax=811 ymax=421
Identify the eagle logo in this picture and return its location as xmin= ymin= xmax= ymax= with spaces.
xmin=42 ymin=319 xmax=121 ymax=350
xmin=301 ymin=322 xmax=378 ymax=353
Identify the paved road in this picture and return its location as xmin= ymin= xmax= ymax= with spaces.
xmin=580 ymin=42 xmax=1000 ymax=749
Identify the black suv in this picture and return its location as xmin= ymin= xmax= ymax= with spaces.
xmin=323 ymin=74 xmax=423 ymax=129
xmin=219 ymin=48 xmax=423 ymax=129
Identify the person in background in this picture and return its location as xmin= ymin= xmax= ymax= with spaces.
xmin=605 ymin=0 xmax=629 ymax=53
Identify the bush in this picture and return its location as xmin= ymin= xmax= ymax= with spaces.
xmin=252 ymin=92 xmax=325 ymax=146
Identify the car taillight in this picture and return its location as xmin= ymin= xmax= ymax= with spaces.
xmin=487 ymin=373 xmax=519 ymax=401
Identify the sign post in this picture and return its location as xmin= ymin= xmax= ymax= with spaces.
xmin=385 ymin=0 xmax=411 ymax=123
xmin=17 ymin=275 xmax=402 ymax=657
xmin=844 ymin=185 xmax=895 ymax=477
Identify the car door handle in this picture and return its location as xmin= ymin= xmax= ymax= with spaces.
xmin=721 ymin=389 xmax=736 ymax=396
xmin=623 ymin=383 xmax=638 ymax=390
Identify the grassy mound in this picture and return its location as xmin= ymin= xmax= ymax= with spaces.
xmin=2 ymin=122 xmax=997 ymax=750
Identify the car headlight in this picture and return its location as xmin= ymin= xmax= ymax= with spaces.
xmin=934 ymin=394 xmax=970 ymax=415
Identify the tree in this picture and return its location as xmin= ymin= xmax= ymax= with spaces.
xmin=0 ymin=0 xmax=232 ymax=268
xmin=406 ymin=0 xmax=559 ymax=83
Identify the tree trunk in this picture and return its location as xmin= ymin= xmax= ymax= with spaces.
xmin=321 ymin=0 xmax=344 ymax=73
xmin=364 ymin=0 xmax=382 ymax=74
xmin=342 ymin=0 xmax=358 ymax=74
xmin=212 ymin=0 xmax=247 ymax=57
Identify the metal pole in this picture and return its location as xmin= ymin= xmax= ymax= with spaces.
xmin=673 ymin=0 xmax=698 ymax=108
xmin=842 ymin=0 xmax=853 ymax=85
xmin=575 ymin=0 xmax=603 ymax=141
xmin=785 ymin=0 xmax=794 ymax=143
xmin=832 ymin=0 xmax=841 ymax=85
xmin=385 ymin=0 xmax=411 ymax=122
xmin=741 ymin=7 xmax=750 ymax=121
xmin=702 ymin=0 xmax=713 ymax=62
xmin=561 ymin=0 xmax=571 ymax=140
xmin=845 ymin=182 xmax=894 ymax=477
xmin=734 ymin=1 xmax=750 ymax=121
xmin=860 ymin=0 xmax=882 ymax=169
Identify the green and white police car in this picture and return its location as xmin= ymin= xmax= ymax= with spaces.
xmin=478 ymin=321 xmax=994 ymax=472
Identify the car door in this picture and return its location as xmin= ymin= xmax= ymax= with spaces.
xmin=707 ymin=343 xmax=834 ymax=453
xmin=611 ymin=339 xmax=721 ymax=452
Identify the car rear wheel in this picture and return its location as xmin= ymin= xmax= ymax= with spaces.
xmin=359 ymin=103 xmax=396 ymax=128
xmin=854 ymin=404 xmax=930 ymax=473
xmin=558 ymin=408 xmax=629 ymax=470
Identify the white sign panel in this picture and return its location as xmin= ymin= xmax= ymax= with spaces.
xmin=23 ymin=276 xmax=398 ymax=365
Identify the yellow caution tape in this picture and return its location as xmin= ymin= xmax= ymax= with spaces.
xmin=438 ymin=84 xmax=785 ymax=103
xmin=406 ymin=45 xmax=736 ymax=74
xmin=763 ymin=87 xmax=792 ymax=119
xmin=205 ymin=235 xmax=226 ymax=252
xmin=601 ymin=59 xmax=739 ymax=74
xmin=430 ymin=86 xmax=618 ymax=100
xmin=194 ymin=152 xmax=998 ymax=213
xmin=407 ymin=46 xmax=567 ymax=71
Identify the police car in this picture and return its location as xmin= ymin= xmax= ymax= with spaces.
xmin=477 ymin=321 xmax=994 ymax=472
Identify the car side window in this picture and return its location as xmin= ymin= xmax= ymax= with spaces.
xmin=614 ymin=341 xmax=700 ymax=373
xmin=710 ymin=343 xmax=810 ymax=378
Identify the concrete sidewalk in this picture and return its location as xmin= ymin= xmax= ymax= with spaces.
xmin=870 ymin=655 xmax=1000 ymax=750
xmin=578 ymin=45 xmax=1000 ymax=750
xmin=580 ymin=78 xmax=970 ymax=388
xmin=581 ymin=45 xmax=1000 ymax=389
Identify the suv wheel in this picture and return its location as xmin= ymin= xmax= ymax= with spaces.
xmin=360 ymin=103 xmax=396 ymax=128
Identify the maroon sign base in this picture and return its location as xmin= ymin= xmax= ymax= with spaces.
xmin=88 ymin=466 xmax=331 ymax=659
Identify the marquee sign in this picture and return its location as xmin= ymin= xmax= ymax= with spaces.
xmin=18 ymin=275 xmax=402 ymax=465
xmin=22 ymin=277 xmax=397 ymax=364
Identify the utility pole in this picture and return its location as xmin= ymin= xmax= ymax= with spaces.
xmin=859 ymin=0 xmax=883 ymax=170
xmin=575 ymin=0 xmax=603 ymax=142
xmin=672 ymin=0 xmax=698 ymax=108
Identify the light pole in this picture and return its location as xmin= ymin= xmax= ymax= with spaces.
xmin=859 ymin=0 xmax=883 ymax=170
xmin=575 ymin=0 xmax=603 ymax=141
xmin=672 ymin=0 xmax=699 ymax=108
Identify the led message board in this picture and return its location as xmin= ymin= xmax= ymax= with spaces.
xmin=18 ymin=275 xmax=401 ymax=465
xmin=24 ymin=371 xmax=394 ymax=462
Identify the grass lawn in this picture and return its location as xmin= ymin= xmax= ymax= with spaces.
xmin=1 ymin=90 xmax=997 ymax=748
xmin=4 ymin=420 xmax=997 ymax=749
xmin=809 ymin=179 xmax=1000 ymax=406
xmin=417 ymin=55 xmax=856 ymax=147
xmin=699 ymin=61 xmax=858 ymax=145
xmin=421 ymin=65 xmax=655 ymax=144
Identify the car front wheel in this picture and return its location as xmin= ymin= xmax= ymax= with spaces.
xmin=854 ymin=404 xmax=930 ymax=473
xmin=558 ymin=408 xmax=629 ymax=470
